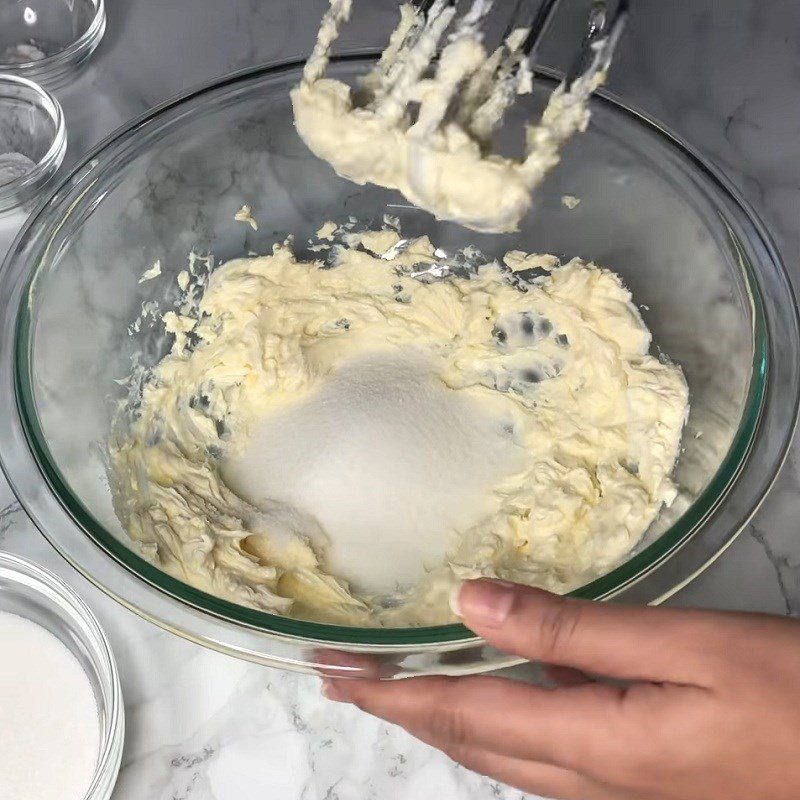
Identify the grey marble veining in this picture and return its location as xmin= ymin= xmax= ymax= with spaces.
xmin=1 ymin=1 xmax=799 ymax=798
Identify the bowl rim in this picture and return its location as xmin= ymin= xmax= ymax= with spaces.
xmin=0 ymin=0 xmax=106 ymax=81
xmin=2 ymin=55 xmax=798 ymax=651
xmin=0 ymin=551 xmax=124 ymax=800
xmin=0 ymin=73 xmax=67 ymax=211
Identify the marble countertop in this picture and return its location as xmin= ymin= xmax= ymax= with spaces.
xmin=2 ymin=1 xmax=799 ymax=797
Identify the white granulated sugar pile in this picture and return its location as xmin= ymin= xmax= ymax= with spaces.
xmin=0 ymin=612 xmax=100 ymax=800
xmin=222 ymin=351 xmax=524 ymax=596
xmin=2 ymin=42 xmax=47 ymax=63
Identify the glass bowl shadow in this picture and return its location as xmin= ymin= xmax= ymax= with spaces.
xmin=0 ymin=57 xmax=797 ymax=676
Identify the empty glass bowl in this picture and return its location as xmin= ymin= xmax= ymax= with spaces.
xmin=0 ymin=73 xmax=66 ymax=212
xmin=0 ymin=0 xmax=105 ymax=85
xmin=0 ymin=59 xmax=798 ymax=676
xmin=0 ymin=552 xmax=124 ymax=799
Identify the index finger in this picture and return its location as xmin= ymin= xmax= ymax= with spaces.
xmin=455 ymin=580 xmax=734 ymax=685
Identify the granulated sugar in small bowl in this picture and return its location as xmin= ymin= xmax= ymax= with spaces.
xmin=0 ymin=552 xmax=123 ymax=800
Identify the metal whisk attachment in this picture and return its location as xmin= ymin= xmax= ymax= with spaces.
xmin=294 ymin=0 xmax=630 ymax=233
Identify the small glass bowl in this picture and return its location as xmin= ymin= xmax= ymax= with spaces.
xmin=0 ymin=0 xmax=106 ymax=86
xmin=0 ymin=552 xmax=124 ymax=800
xmin=0 ymin=73 xmax=66 ymax=213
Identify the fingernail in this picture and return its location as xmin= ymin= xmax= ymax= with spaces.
xmin=321 ymin=678 xmax=350 ymax=703
xmin=459 ymin=579 xmax=517 ymax=628
xmin=449 ymin=581 xmax=464 ymax=617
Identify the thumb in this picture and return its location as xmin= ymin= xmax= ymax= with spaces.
xmin=453 ymin=579 xmax=724 ymax=685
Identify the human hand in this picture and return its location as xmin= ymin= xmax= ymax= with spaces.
xmin=322 ymin=579 xmax=800 ymax=800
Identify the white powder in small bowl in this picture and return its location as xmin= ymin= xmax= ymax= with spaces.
xmin=0 ymin=152 xmax=38 ymax=187
xmin=0 ymin=612 xmax=100 ymax=800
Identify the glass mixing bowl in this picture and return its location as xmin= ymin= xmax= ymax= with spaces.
xmin=0 ymin=58 xmax=798 ymax=676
